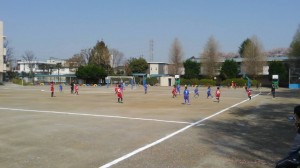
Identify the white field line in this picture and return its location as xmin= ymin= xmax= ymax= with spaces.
xmin=0 ymin=107 xmax=192 ymax=125
xmin=99 ymin=93 xmax=260 ymax=168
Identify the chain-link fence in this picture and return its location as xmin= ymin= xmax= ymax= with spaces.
xmin=289 ymin=68 xmax=300 ymax=88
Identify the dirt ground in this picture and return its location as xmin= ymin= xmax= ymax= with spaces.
xmin=0 ymin=83 xmax=299 ymax=168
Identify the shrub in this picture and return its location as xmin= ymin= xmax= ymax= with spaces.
xmin=199 ymin=79 xmax=216 ymax=86
xmin=180 ymin=78 xmax=195 ymax=86
xmin=146 ymin=77 xmax=158 ymax=86
xmin=12 ymin=78 xmax=33 ymax=86
xmin=12 ymin=78 xmax=24 ymax=85
xmin=178 ymin=78 xmax=261 ymax=88
xmin=180 ymin=78 xmax=216 ymax=86
xmin=220 ymin=78 xmax=258 ymax=88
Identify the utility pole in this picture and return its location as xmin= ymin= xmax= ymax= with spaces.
xmin=149 ymin=40 xmax=154 ymax=62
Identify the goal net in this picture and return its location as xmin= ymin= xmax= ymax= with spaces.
xmin=106 ymin=76 xmax=136 ymax=88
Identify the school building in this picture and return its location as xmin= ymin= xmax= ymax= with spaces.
xmin=0 ymin=21 xmax=7 ymax=83
xmin=15 ymin=59 xmax=76 ymax=84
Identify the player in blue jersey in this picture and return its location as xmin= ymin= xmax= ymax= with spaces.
xmin=176 ymin=84 xmax=181 ymax=95
xmin=194 ymin=85 xmax=199 ymax=98
xmin=207 ymin=86 xmax=213 ymax=98
xmin=144 ymin=83 xmax=147 ymax=94
xmin=183 ymin=86 xmax=190 ymax=104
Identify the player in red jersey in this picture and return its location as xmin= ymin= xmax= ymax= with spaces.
xmin=245 ymin=86 xmax=252 ymax=100
xmin=74 ymin=84 xmax=79 ymax=95
xmin=215 ymin=87 xmax=220 ymax=103
xmin=172 ymin=85 xmax=177 ymax=98
xmin=116 ymin=84 xmax=123 ymax=103
xmin=50 ymin=81 xmax=54 ymax=97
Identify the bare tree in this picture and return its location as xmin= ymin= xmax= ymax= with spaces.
xmin=65 ymin=53 xmax=86 ymax=69
xmin=109 ymin=48 xmax=124 ymax=68
xmin=241 ymin=36 xmax=266 ymax=78
xmin=80 ymin=48 xmax=91 ymax=65
xmin=200 ymin=36 xmax=220 ymax=78
xmin=22 ymin=50 xmax=36 ymax=82
xmin=169 ymin=38 xmax=184 ymax=75
xmin=124 ymin=59 xmax=131 ymax=76
xmin=3 ymin=40 xmax=14 ymax=64
xmin=22 ymin=50 xmax=36 ymax=70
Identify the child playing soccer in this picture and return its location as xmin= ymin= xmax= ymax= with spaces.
xmin=207 ymin=86 xmax=213 ymax=98
xmin=194 ymin=85 xmax=199 ymax=98
xmin=172 ymin=85 xmax=177 ymax=98
xmin=117 ymin=84 xmax=123 ymax=103
xmin=114 ymin=84 xmax=118 ymax=94
xmin=50 ymin=82 xmax=54 ymax=97
xmin=271 ymin=84 xmax=276 ymax=98
xmin=144 ymin=83 xmax=148 ymax=94
xmin=121 ymin=82 xmax=125 ymax=93
xmin=215 ymin=87 xmax=221 ymax=103
xmin=74 ymin=84 xmax=79 ymax=95
xmin=70 ymin=80 xmax=74 ymax=94
xmin=176 ymin=84 xmax=181 ymax=95
xmin=59 ymin=83 xmax=63 ymax=92
xmin=183 ymin=86 xmax=190 ymax=104
xmin=245 ymin=86 xmax=252 ymax=100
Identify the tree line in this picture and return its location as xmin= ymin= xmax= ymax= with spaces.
xmin=4 ymin=24 xmax=300 ymax=85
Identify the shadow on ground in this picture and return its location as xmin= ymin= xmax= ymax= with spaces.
xmin=195 ymin=101 xmax=299 ymax=167
xmin=259 ymin=88 xmax=300 ymax=99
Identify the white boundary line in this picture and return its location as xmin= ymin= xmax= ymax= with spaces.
xmin=0 ymin=107 xmax=192 ymax=125
xmin=99 ymin=93 xmax=260 ymax=168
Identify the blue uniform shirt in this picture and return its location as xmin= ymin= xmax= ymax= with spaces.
xmin=184 ymin=89 xmax=189 ymax=98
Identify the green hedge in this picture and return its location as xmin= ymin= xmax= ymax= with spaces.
xmin=179 ymin=78 xmax=257 ymax=88
xmin=220 ymin=78 xmax=258 ymax=88
xmin=12 ymin=78 xmax=33 ymax=86
xmin=180 ymin=78 xmax=216 ymax=86
xmin=146 ymin=77 xmax=158 ymax=86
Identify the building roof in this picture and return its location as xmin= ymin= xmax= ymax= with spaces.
xmin=35 ymin=74 xmax=76 ymax=77
xmin=148 ymin=62 xmax=169 ymax=64
xmin=191 ymin=55 xmax=291 ymax=63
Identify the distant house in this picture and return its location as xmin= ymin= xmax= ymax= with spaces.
xmin=113 ymin=66 xmax=126 ymax=75
xmin=146 ymin=62 xmax=175 ymax=86
xmin=15 ymin=59 xmax=76 ymax=83
xmin=147 ymin=62 xmax=169 ymax=77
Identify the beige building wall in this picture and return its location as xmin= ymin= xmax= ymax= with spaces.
xmin=149 ymin=64 xmax=159 ymax=75
xmin=159 ymin=76 xmax=175 ymax=86
xmin=0 ymin=21 xmax=5 ymax=82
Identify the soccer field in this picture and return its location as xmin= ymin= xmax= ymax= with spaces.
xmin=0 ymin=83 xmax=299 ymax=168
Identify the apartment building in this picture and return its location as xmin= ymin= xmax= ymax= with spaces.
xmin=0 ymin=21 xmax=7 ymax=83
xmin=15 ymin=59 xmax=76 ymax=83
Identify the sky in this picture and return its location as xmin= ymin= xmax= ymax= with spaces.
xmin=1 ymin=0 xmax=300 ymax=63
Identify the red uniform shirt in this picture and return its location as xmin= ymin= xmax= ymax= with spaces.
xmin=172 ymin=88 xmax=177 ymax=95
xmin=75 ymin=85 xmax=79 ymax=91
xmin=247 ymin=89 xmax=251 ymax=96
xmin=50 ymin=83 xmax=54 ymax=92
xmin=117 ymin=88 xmax=122 ymax=98
xmin=215 ymin=90 xmax=220 ymax=97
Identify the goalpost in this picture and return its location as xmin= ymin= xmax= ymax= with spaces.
xmin=106 ymin=76 xmax=136 ymax=89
